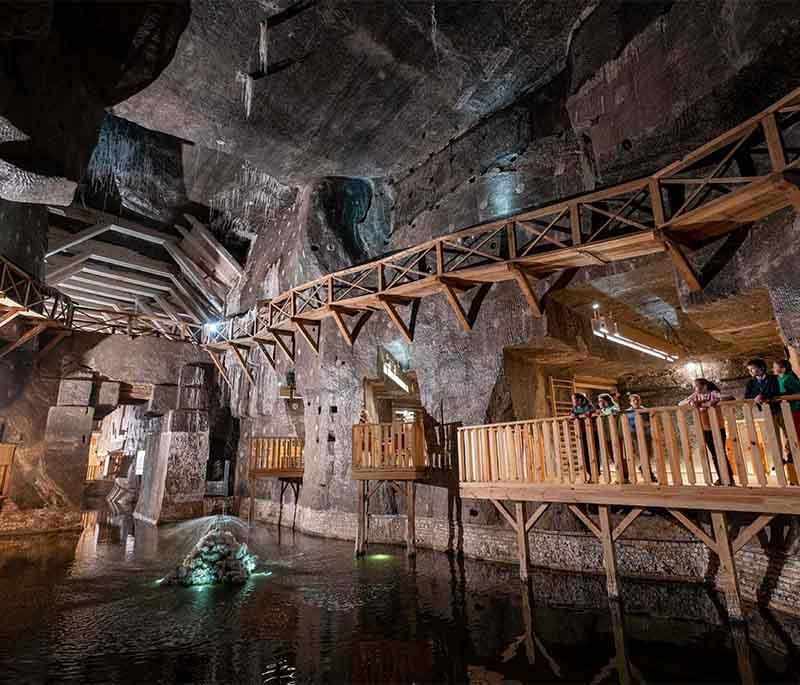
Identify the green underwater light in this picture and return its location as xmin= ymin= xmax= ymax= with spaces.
xmin=366 ymin=553 xmax=394 ymax=561
xmin=250 ymin=571 xmax=273 ymax=578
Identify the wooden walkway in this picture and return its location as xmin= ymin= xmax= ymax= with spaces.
xmin=457 ymin=396 xmax=800 ymax=619
xmin=204 ymin=86 xmax=800 ymax=383
xmin=352 ymin=420 xmax=459 ymax=557
xmin=247 ymin=436 xmax=304 ymax=529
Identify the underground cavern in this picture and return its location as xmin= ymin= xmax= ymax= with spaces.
xmin=3 ymin=1 xmax=800 ymax=682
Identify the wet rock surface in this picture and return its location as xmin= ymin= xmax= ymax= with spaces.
xmin=162 ymin=525 xmax=257 ymax=586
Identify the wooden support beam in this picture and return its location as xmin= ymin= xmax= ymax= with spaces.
xmin=711 ymin=511 xmax=744 ymax=621
xmin=508 ymin=264 xmax=541 ymax=317
xmin=568 ymin=504 xmax=601 ymax=538
xmin=205 ymin=348 xmax=233 ymax=389
xmin=253 ymin=337 xmax=277 ymax=370
xmin=355 ymin=480 xmax=367 ymax=557
xmin=292 ymin=317 xmax=320 ymax=355
xmin=525 ymin=502 xmax=549 ymax=532
xmin=378 ymin=296 xmax=420 ymax=343
xmin=613 ymin=507 xmax=643 ymax=541
xmin=439 ymin=279 xmax=492 ymax=332
xmin=732 ymin=514 xmax=775 ymax=553
xmin=0 ymin=308 xmax=23 ymax=331
xmin=515 ymin=502 xmax=530 ymax=581
xmin=228 ymin=343 xmax=255 ymax=386
xmin=406 ymin=481 xmax=416 ymax=558
xmin=490 ymin=498 xmax=518 ymax=531
xmin=762 ymin=113 xmax=787 ymax=171
xmin=0 ymin=321 xmax=50 ymax=359
xmin=34 ymin=329 xmax=71 ymax=362
xmin=662 ymin=235 xmax=702 ymax=292
xmin=269 ymin=328 xmax=295 ymax=362
xmin=329 ymin=306 xmax=373 ymax=347
xmin=598 ymin=505 xmax=620 ymax=599
xmin=668 ymin=509 xmax=718 ymax=553
xmin=46 ymin=222 xmax=112 ymax=257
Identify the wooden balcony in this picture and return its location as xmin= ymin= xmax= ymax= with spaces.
xmin=457 ymin=397 xmax=800 ymax=515
xmin=352 ymin=421 xmax=458 ymax=481
xmin=0 ymin=443 xmax=16 ymax=502
xmin=249 ymin=436 xmax=304 ymax=479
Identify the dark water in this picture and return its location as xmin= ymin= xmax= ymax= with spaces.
xmin=1 ymin=512 xmax=799 ymax=684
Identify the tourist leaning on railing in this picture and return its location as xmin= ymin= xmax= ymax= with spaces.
xmin=744 ymin=358 xmax=780 ymax=413
xmin=678 ymin=378 xmax=735 ymax=485
xmin=569 ymin=393 xmax=599 ymax=481
xmin=623 ymin=394 xmax=656 ymax=482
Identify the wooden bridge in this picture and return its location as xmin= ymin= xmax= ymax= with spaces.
xmin=203 ymin=85 xmax=800 ymax=384
xmin=457 ymin=396 xmax=800 ymax=619
xmin=247 ymin=436 xmax=304 ymax=529
xmin=352 ymin=420 xmax=459 ymax=557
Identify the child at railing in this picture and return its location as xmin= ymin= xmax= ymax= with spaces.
xmin=624 ymin=394 xmax=655 ymax=481
xmin=679 ymin=378 xmax=734 ymax=485
xmin=570 ymin=393 xmax=598 ymax=481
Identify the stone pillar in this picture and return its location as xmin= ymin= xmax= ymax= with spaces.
xmin=41 ymin=372 xmax=95 ymax=506
xmin=134 ymin=408 xmax=209 ymax=524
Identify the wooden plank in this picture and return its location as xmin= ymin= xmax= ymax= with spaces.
xmin=760 ymin=407 xmax=787 ymax=486
xmin=586 ymin=419 xmax=599 ymax=484
xmin=292 ymin=317 xmax=320 ymax=355
xmin=711 ymin=511 xmax=743 ymax=620
xmin=459 ymin=481 xmax=800 ymax=515
xmin=620 ymin=414 xmax=636 ymax=485
xmin=650 ymin=412 xmax=668 ymax=484
xmin=596 ymin=417 xmax=611 ymax=484
xmin=762 ymin=113 xmax=787 ymax=171
xmin=691 ymin=407 xmax=714 ymax=485
xmin=515 ymin=502 xmax=530 ymax=581
xmin=742 ymin=403 xmax=766 ymax=487
xmin=662 ymin=411 xmax=683 ymax=486
xmin=634 ymin=412 xmax=653 ymax=484
xmin=440 ymin=280 xmax=471 ymax=331
xmin=708 ymin=408 xmax=731 ymax=485
xmin=598 ymin=505 xmax=620 ymax=599
xmin=780 ymin=400 xmax=800 ymax=467
xmin=508 ymin=264 xmax=541 ymax=317
xmin=662 ymin=235 xmax=702 ymax=292
xmin=724 ymin=405 xmax=748 ymax=486
xmin=562 ymin=419 xmax=575 ymax=484
xmin=205 ymin=348 xmax=232 ymax=389
xmin=253 ymin=338 xmax=277 ymax=370
xmin=676 ymin=409 xmax=695 ymax=485
xmin=607 ymin=414 xmax=624 ymax=485
xmin=0 ymin=308 xmax=23 ymax=330
xmin=228 ymin=343 xmax=254 ymax=386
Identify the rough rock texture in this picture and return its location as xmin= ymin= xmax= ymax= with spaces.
xmin=0 ymin=333 xmax=208 ymax=511
xmin=162 ymin=526 xmax=257 ymax=586
xmin=0 ymin=1 xmax=189 ymax=205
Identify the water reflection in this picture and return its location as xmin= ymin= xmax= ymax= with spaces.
xmin=0 ymin=511 xmax=798 ymax=683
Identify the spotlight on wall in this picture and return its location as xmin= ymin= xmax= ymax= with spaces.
xmin=204 ymin=321 xmax=220 ymax=333
xmin=592 ymin=302 xmax=601 ymax=310
xmin=684 ymin=360 xmax=704 ymax=378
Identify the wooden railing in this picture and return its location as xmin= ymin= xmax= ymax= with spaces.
xmin=352 ymin=420 xmax=460 ymax=477
xmin=249 ymin=436 xmax=304 ymax=476
xmin=0 ymin=443 xmax=16 ymax=499
xmin=353 ymin=422 xmax=426 ymax=472
xmin=458 ymin=398 xmax=800 ymax=489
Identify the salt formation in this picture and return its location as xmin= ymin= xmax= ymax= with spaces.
xmin=163 ymin=527 xmax=257 ymax=586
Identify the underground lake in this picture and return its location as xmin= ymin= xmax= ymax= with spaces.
xmin=0 ymin=511 xmax=799 ymax=683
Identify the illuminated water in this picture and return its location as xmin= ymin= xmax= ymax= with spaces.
xmin=0 ymin=512 xmax=798 ymax=683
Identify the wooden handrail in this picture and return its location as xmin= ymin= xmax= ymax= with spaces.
xmin=249 ymin=436 xmax=304 ymax=474
xmin=458 ymin=398 xmax=800 ymax=488
xmin=353 ymin=422 xmax=426 ymax=471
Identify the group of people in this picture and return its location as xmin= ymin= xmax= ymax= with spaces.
xmin=568 ymin=358 xmax=800 ymax=485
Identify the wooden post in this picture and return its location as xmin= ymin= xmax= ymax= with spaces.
xmin=406 ymin=481 xmax=417 ymax=557
xmin=598 ymin=505 xmax=620 ymax=599
xmin=249 ymin=477 xmax=256 ymax=525
xmin=515 ymin=502 xmax=530 ymax=582
xmin=609 ymin=599 xmax=632 ymax=685
xmin=711 ymin=511 xmax=744 ymax=621
xmin=355 ymin=480 xmax=367 ymax=557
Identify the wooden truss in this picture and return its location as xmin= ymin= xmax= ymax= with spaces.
xmin=205 ymin=86 xmax=800 ymax=364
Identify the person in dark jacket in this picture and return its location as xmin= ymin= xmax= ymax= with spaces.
xmin=745 ymin=358 xmax=780 ymax=413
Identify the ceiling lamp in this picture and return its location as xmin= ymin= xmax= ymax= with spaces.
xmin=591 ymin=307 xmax=679 ymax=363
